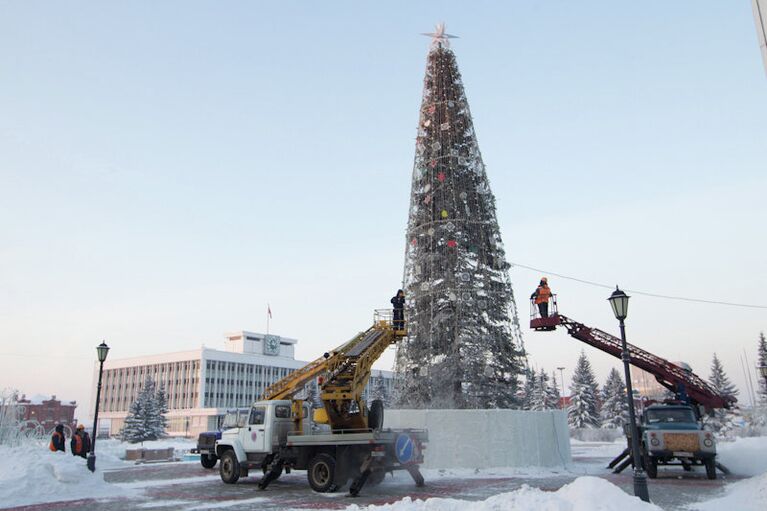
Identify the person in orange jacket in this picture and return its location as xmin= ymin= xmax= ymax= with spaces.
xmin=530 ymin=277 xmax=553 ymax=318
xmin=70 ymin=424 xmax=91 ymax=459
xmin=49 ymin=424 xmax=66 ymax=452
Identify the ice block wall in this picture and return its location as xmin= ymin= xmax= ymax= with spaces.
xmin=385 ymin=409 xmax=572 ymax=469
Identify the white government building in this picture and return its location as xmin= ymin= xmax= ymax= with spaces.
xmin=92 ymin=331 xmax=395 ymax=437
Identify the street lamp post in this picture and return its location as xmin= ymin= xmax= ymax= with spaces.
xmin=557 ymin=367 xmax=566 ymax=410
xmin=608 ymin=287 xmax=650 ymax=503
xmin=87 ymin=341 xmax=110 ymax=473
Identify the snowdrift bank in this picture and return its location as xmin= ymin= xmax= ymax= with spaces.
xmin=691 ymin=471 xmax=767 ymax=511
xmin=716 ymin=436 xmax=767 ymax=477
xmin=341 ymin=477 xmax=660 ymax=511
xmin=0 ymin=445 xmax=132 ymax=507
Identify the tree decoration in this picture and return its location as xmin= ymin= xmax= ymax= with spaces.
xmin=437 ymin=172 xmax=446 ymax=182
xmin=447 ymin=239 xmax=457 ymax=248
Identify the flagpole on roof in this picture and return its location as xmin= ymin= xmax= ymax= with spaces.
xmin=267 ymin=303 xmax=271 ymax=335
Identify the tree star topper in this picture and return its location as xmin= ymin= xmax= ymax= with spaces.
xmin=422 ymin=22 xmax=458 ymax=49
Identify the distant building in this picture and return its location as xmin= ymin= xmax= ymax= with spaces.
xmin=92 ymin=331 xmax=395 ymax=438
xmin=17 ymin=395 xmax=78 ymax=431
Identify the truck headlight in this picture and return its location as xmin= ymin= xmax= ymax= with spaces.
xmin=650 ymin=438 xmax=660 ymax=447
xmin=703 ymin=438 xmax=713 ymax=448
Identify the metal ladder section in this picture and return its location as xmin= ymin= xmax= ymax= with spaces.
xmin=557 ymin=315 xmax=734 ymax=410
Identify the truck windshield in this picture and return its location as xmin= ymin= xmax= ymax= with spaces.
xmin=222 ymin=411 xmax=239 ymax=429
xmin=646 ymin=408 xmax=696 ymax=424
xmin=222 ymin=408 xmax=249 ymax=429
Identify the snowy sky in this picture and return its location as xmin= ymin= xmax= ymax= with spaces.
xmin=1 ymin=1 xmax=765 ymax=417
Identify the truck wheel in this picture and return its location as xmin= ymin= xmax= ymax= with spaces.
xmin=219 ymin=450 xmax=240 ymax=484
xmin=307 ymin=453 xmax=339 ymax=493
xmin=705 ymin=458 xmax=717 ymax=480
xmin=368 ymin=399 xmax=384 ymax=430
xmin=201 ymin=453 xmax=218 ymax=469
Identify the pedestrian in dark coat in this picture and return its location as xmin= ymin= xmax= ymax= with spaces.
xmin=49 ymin=424 xmax=66 ymax=452
xmin=391 ymin=289 xmax=406 ymax=331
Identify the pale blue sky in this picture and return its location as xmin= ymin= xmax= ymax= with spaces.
xmin=1 ymin=1 xmax=765 ymax=415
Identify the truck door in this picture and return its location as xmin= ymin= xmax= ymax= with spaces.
xmin=244 ymin=405 xmax=267 ymax=453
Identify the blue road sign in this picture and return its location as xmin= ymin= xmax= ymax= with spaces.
xmin=395 ymin=433 xmax=415 ymax=464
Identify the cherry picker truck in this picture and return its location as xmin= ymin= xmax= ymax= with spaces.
xmin=531 ymin=296 xmax=736 ymax=479
xmin=212 ymin=310 xmax=427 ymax=496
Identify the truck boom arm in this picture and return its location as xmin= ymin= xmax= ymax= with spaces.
xmin=261 ymin=310 xmax=404 ymax=430
xmin=557 ymin=314 xmax=734 ymax=410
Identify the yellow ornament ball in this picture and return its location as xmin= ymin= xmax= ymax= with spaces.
xmin=441 ymin=210 xmax=448 ymax=219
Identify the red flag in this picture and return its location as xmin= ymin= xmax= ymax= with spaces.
xmin=268 ymin=304 xmax=272 ymax=319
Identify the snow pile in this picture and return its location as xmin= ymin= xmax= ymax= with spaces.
xmin=716 ymin=436 xmax=767 ymax=476
xmin=0 ymin=445 xmax=131 ymax=506
xmin=342 ymin=477 xmax=659 ymax=511
xmin=692 ymin=472 xmax=767 ymax=511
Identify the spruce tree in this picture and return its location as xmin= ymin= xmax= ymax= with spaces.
xmin=601 ymin=368 xmax=629 ymax=429
xmin=549 ymin=371 xmax=562 ymax=409
xmin=707 ymin=353 xmax=740 ymax=436
xmin=568 ymin=351 xmax=601 ymax=428
xmin=121 ymin=387 xmax=150 ymax=443
xmin=522 ymin=367 xmax=536 ymax=411
xmin=120 ymin=377 xmax=168 ymax=443
xmin=152 ymin=382 xmax=169 ymax=439
xmin=395 ymin=24 xmax=526 ymax=409
xmin=531 ymin=370 xmax=558 ymax=411
xmin=757 ymin=332 xmax=767 ymax=406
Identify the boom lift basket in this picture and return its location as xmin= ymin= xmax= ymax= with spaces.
xmin=530 ymin=294 xmax=560 ymax=331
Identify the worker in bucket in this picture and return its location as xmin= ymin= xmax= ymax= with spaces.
xmin=391 ymin=289 xmax=405 ymax=330
xmin=530 ymin=277 xmax=552 ymax=318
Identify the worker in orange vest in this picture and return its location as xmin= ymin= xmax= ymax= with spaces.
xmin=49 ymin=424 xmax=66 ymax=452
xmin=530 ymin=277 xmax=553 ymax=318
xmin=70 ymin=424 xmax=91 ymax=459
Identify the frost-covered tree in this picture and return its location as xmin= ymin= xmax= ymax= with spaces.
xmin=395 ymin=25 xmax=526 ymax=409
xmin=521 ymin=367 xmax=536 ymax=411
xmin=568 ymin=351 xmax=601 ymax=428
xmin=120 ymin=377 xmax=168 ymax=443
xmin=151 ymin=382 xmax=169 ymax=438
xmin=601 ymin=368 xmax=629 ymax=429
xmin=549 ymin=371 xmax=561 ymax=408
xmin=757 ymin=332 xmax=767 ymax=406
xmin=531 ymin=370 xmax=558 ymax=411
xmin=706 ymin=354 xmax=741 ymax=436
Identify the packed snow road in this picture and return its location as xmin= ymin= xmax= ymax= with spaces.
xmin=1 ymin=441 xmax=747 ymax=511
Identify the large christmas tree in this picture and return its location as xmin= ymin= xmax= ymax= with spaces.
xmin=395 ymin=24 xmax=525 ymax=409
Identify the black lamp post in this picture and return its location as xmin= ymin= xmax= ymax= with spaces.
xmin=87 ymin=341 xmax=110 ymax=473
xmin=608 ymin=287 xmax=650 ymax=503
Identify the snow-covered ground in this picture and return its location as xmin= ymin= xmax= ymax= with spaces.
xmin=691 ymin=472 xmax=767 ymax=511
xmin=1 ymin=436 xmax=765 ymax=510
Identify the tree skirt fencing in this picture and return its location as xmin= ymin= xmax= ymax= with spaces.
xmin=385 ymin=409 xmax=571 ymax=469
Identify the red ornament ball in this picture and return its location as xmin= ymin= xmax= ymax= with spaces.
xmin=447 ymin=240 xmax=457 ymax=248
xmin=437 ymin=172 xmax=446 ymax=182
